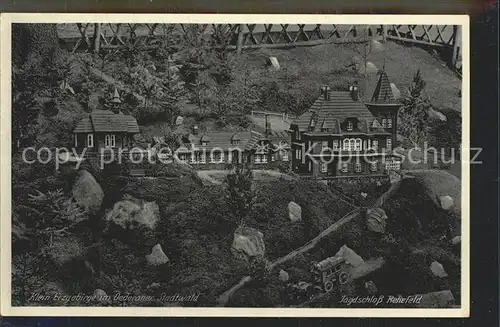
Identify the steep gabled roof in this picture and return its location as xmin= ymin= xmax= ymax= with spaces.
xmin=73 ymin=110 xmax=139 ymax=133
xmin=370 ymin=70 xmax=397 ymax=104
xmin=291 ymin=90 xmax=374 ymax=132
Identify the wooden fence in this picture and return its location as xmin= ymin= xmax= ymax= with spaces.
xmin=58 ymin=23 xmax=462 ymax=69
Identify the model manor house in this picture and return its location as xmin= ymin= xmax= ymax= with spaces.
xmin=73 ymin=70 xmax=402 ymax=177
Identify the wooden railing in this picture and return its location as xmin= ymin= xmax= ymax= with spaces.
xmin=58 ymin=24 xmax=462 ymax=69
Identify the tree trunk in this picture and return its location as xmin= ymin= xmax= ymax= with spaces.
xmin=93 ymin=23 xmax=102 ymax=53
xmin=12 ymin=23 xmax=61 ymax=70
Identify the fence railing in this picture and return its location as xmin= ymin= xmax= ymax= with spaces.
xmin=58 ymin=24 xmax=462 ymax=69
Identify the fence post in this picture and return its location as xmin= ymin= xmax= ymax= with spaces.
xmin=381 ymin=25 xmax=387 ymax=43
xmin=93 ymin=23 xmax=102 ymax=53
xmin=452 ymin=25 xmax=461 ymax=69
xmin=236 ymin=24 xmax=245 ymax=55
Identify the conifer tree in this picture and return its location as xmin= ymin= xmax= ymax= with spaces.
xmin=398 ymin=69 xmax=431 ymax=147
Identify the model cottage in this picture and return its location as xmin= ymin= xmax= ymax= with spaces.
xmin=73 ymin=89 xmax=140 ymax=153
xmin=289 ymin=70 xmax=402 ymax=177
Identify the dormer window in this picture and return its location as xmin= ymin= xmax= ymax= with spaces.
xmin=387 ymin=117 xmax=393 ymax=128
xmin=347 ymin=121 xmax=353 ymax=131
xmin=231 ymin=133 xmax=241 ymax=145
xmin=200 ymin=135 xmax=210 ymax=147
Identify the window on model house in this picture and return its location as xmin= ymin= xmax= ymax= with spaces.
xmin=355 ymin=161 xmax=362 ymax=173
xmin=370 ymin=160 xmax=378 ymax=171
xmin=296 ymin=130 xmax=301 ymax=140
xmin=87 ymin=134 xmax=94 ymax=148
xmin=282 ymin=150 xmax=289 ymax=161
xmin=343 ymin=139 xmax=350 ymax=151
xmin=321 ymin=163 xmax=328 ymax=173
xmin=386 ymin=138 xmax=392 ymax=150
xmin=332 ymin=140 xmax=339 ymax=150
xmin=354 ymin=138 xmax=362 ymax=151
xmin=387 ymin=117 xmax=393 ymax=128
xmin=211 ymin=152 xmax=223 ymax=163
xmin=372 ymin=140 xmax=379 ymax=150
xmin=347 ymin=121 xmax=353 ymax=131
xmin=385 ymin=159 xmax=401 ymax=171
xmin=382 ymin=118 xmax=387 ymax=128
xmin=321 ymin=141 xmax=328 ymax=150
xmin=341 ymin=162 xmax=349 ymax=173
xmin=295 ymin=149 xmax=302 ymax=160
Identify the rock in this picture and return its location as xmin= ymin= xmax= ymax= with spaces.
xmin=390 ymin=83 xmax=401 ymax=99
xmin=175 ymin=115 xmax=184 ymax=125
xmin=288 ymin=201 xmax=302 ymax=222
xmin=371 ymin=39 xmax=384 ymax=52
xmin=452 ymin=236 xmax=461 ymax=245
xmin=148 ymin=282 xmax=161 ymax=289
xmin=414 ymin=290 xmax=455 ymax=308
xmin=106 ymin=195 xmax=159 ymax=230
xmin=72 ymin=170 xmax=104 ymax=213
xmin=364 ymin=281 xmax=378 ymax=295
xmin=389 ymin=170 xmax=402 ymax=184
xmin=279 ymin=269 xmax=290 ymax=282
xmin=231 ymin=226 xmax=265 ymax=260
xmin=428 ymin=108 xmax=447 ymax=122
xmin=334 ymin=245 xmax=364 ymax=268
xmin=430 ymin=261 xmax=448 ymax=278
xmin=146 ymin=244 xmax=170 ymax=266
xmin=366 ymin=207 xmax=388 ymax=233
xmin=360 ymin=61 xmax=378 ymax=74
xmin=93 ymin=289 xmax=110 ymax=304
xmin=267 ymin=56 xmax=280 ymax=70
xmin=440 ymin=195 xmax=454 ymax=210
xmin=105 ymin=195 xmax=159 ymax=246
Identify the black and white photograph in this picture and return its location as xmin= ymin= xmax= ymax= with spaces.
xmin=2 ymin=14 xmax=469 ymax=316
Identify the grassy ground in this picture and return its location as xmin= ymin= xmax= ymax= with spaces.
xmin=239 ymin=40 xmax=461 ymax=112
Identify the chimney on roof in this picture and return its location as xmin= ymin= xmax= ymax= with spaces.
xmin=349 ymin=82 xmax=359 ymax=101
xmin=320 ymin=85 xmax=331 ymax=101
xmin=192 ymin=125 xmax=199 ymax=135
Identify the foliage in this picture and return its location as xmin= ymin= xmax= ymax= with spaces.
xmin=224 ymin=163 xmax=256 ymax=227
xmin=12 ymin=188 xmax=89 ymax=305
xmin=398 ymin=70 xmax=432 ymax=147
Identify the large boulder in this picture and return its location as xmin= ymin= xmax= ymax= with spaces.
xmin=357 ymin=61 xmax=378 ymax=74
xmin=105 ymin=195 xmax=159 ymax=247
xmin=334 ymin=245 xmax=364 ymax=268
xmin=440 ymin=195 xmax=454 ymax=210
xmin=72 ymin=170 xmax=104 ymax=213
xmin=231 ymin=226 xmax=265 ymax=261
xmin=279 ymin=269 xmax=290 ymax=282
xmin=288 ymin=201 xmax=302 ymax=222
xmin=146 ymin=244 xmax=170 ymax=266
xmin=430 ymin=261 xmax=448 ymax=278
xmin=366 ymin=207 xmax=388 ymax=233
